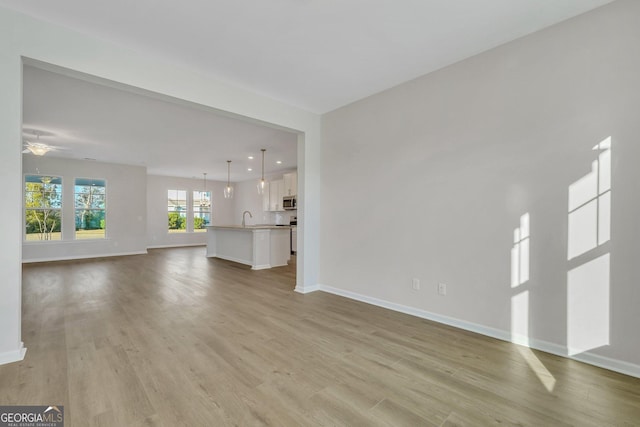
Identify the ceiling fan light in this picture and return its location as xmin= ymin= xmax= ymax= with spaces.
xmin=26 ymin=143 xmax=52 ymax=156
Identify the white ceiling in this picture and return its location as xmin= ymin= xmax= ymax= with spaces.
xmin=6 ymin=0 xmax=616 ymax=180
xmin=22 ymin=65 xmax=298 ymax=181
xmin=1 ymin=0 xmax=614 ymax=113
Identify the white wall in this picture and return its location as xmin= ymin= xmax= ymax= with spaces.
xmin=0 ymin=41 xmax=24 ymax=364
xmin=147 ymin=174 xmax=234 ymax=248
xmin=320 ymin=0 xmax=640 ymax=376
xmin=22 ymin=157 xmax=147 ymax=262
xmin=0 ymin=6 xmax=321 ymax=364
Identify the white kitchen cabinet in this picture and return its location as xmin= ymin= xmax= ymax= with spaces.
xmin=283 ymin=172 xmax=297 ymax=196
xmin=206 ymin=225 xmax=291 ymax=269
xmin=269 ymin=179 xmax=284 ymax=211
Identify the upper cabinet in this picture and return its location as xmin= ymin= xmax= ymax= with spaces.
xmin=269 ymin=179 xmax=284 ymax=211
xmin=261 ymin=171 xmax=297 ymax=212
xmin=283 ymin=171 xmax=297 ymax=197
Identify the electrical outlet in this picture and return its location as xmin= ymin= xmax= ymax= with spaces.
xmin=438 ymin=283 xmax=447 ymax=296
xmin=412 ymin=278 xmax=420 ymax=290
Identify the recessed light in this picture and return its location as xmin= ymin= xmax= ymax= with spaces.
xmin=276 ymin=160 xmax=282 ymax=164
xmin=248 ymin=156 xmax=254 ymax=160
xmin=247 ymin=168 xmax=253 ymax=172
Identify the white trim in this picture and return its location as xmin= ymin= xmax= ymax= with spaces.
xmin=295 ymin=284 xmax=320 ymax=294
xmin=570 ymin=350 xmax=640 ymax=378
xmin=211 ymin=254 xmax=243 ymax=264
xmin=147 ymin=243 xmax=205 ymax=249
xmin=22 ymin=250 xmax=148 ymax=264
xmin=209 ymin=255 xmax=284 ymax=270
xmin=318 ymin=284 xmax=640 ymax=379
xmin=23 ymin=237 xmax=113 ymax=245
xmin=269 ymin=262 xmax=290 ymax=268
xmin=211 ymin=254 xmax=251 ymax=266
xmin=0 ymin=342 xmax=26 ymax=366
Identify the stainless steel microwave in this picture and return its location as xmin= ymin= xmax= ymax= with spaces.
xmin=283 ymin=196 xmax=297 ymax=210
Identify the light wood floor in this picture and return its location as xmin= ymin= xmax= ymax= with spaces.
xmin=2 ymin=247 xmax=639 ymax=426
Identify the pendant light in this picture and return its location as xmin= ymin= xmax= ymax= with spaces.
xmin=202 ymin=173 xmax=210 ymax=207
xmin=257 ymin=148 xmax=266 ymax=195
xmin=224 ymin=160 xmax=234 ymax=199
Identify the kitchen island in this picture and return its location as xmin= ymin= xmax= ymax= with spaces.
xmin=205 ymin=225 xmax=291 ymax=270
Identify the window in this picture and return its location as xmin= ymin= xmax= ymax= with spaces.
xmin=24 ymin=175 xmax=62 ymax=241
xmin=75 ymin=178 xmax=106 ymax=239
xmin=193 ymin=190 xmax=211 ymax=232
xmin=168 ymin=189 xmax=187 ymax=232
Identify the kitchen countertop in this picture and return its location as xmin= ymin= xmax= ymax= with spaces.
xmin=206 ymin=225 xmax=291 ymax=230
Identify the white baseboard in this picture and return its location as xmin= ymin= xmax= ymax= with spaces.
xmin=22 ymin=250 xmax=148 ymax=264
xmin=295 ymin=284 xmax=321 ymax=294
xmin=211 ymin=254 xmax=252 ymax=267
xmin=0 ymin=342 xmax=26 ymax=366
xmin=318 ymin=284 xmax=640 ymax=379
xmin=570 ymin=350 xmax=640 ymax=378
xmin=147 ymin=243 xmax=205 ymax=249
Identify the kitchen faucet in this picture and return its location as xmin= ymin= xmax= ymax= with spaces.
xmin=242 ymin=210 xmax=252 ymax=227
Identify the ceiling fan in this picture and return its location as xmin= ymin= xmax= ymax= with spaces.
xmin=22 ymin=129 xmax=64 ymax=156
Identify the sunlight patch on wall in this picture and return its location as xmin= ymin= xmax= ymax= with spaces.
xmin=567 ymin=137 xmax=611 ymax=260
xmin=511 ymin=213 xmax=531 ymax=345
xmin=511 ymin=290 xmax=530 ymax=346
xmin=511 ymin=213 xmax=530 ymax=288
xmin=567 ymin=253 xmax=610 ymax=356
xmin=566 ymin=136 xmax=611 ymax=356
xmin=509 ymin=211 xmax=556 ymax=392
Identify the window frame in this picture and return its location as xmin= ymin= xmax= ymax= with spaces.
xmin=24 ymin=174 xmax=63 ymax=242
xmin=193 ymin=189 xmax=211 ymax=232
xmin=74 ymin=177 xmax=107 ymax=240
xmin=168 ymin=189 xmax=188 ymax=233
